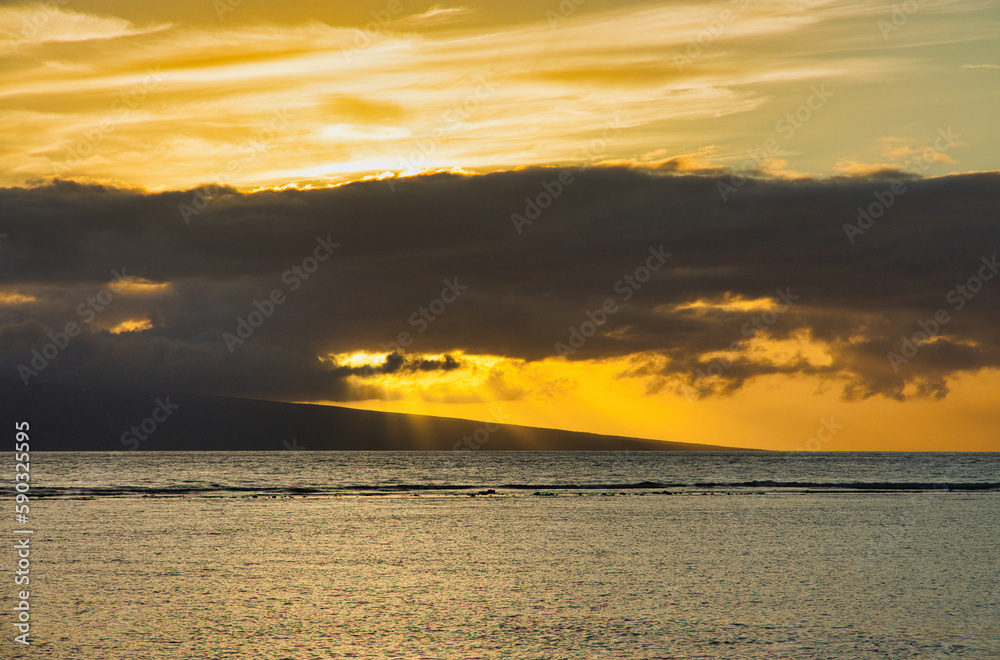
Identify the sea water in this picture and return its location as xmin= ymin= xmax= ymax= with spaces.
xmin=4 ymin=451 xmax=999 ymax=659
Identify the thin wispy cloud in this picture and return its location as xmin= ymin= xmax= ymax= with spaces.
xmin=391 ymin=5 xmax=478 ymax=29
xmin=0 ymin=3 xmax=170 ymax=49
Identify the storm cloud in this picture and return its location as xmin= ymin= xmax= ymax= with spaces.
xmin=1 ymin=168 xmax=998 ymax=402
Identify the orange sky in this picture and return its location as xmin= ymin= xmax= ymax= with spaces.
xmin=323 ymin=352 xmax=1000 ymax=451
xmin=3 ymin=0 xmax=1000 ymax=450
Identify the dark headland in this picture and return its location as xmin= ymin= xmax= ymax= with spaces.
xmin=1 ymin=379 xmax=754 ymax=451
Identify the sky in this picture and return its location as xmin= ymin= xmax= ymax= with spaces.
xmin=1 ymin=0 xmax=999 ymax=450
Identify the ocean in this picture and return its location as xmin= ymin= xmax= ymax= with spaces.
xmin=5 ymin=451 xmax=999 ymax=659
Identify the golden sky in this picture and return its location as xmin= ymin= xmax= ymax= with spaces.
xmin=2 ymin=0 xmax=1000 ymax=450
xmin=2 ymin=0 xmax=998 ymax=189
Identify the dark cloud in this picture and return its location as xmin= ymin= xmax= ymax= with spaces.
xmin=376 ymin=352 xmax=460 ymax=374
xmin=1 ymin=168 xmax=998 ymax=401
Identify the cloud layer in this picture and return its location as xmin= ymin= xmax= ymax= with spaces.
xmin=2 ymin=168 xmax=999 ymax=402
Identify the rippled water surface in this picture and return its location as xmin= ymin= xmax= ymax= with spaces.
xmin=4 ymin=452 xmax=999 ymax=659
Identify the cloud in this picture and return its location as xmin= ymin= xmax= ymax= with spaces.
xmin=391 ymin=6 xmax=478 ymax=29
xmin=2 ymin=168 xmax=999 ymax=403
xmin=833 ymin=133 xmax=963 ymax=177
xmin=833 ymin=160 xmax=911 ymax=177
xmin=0 ymin=4 xmax=170 ymax=49
xmin=376 ymin=352 xmax=461 ymax=374
xmin=0 ymin=0 xmax=931 ymax=189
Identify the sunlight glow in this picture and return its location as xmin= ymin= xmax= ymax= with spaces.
xmin=108 ymin=319 xmax=153 ymax=334
xmin=110 ymin=278 xmax=171 ymax=294
xmin=667 ymin=295 xmax=779 ymax=314
xmin=0 ymin=291 xmax=38 ymax=305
